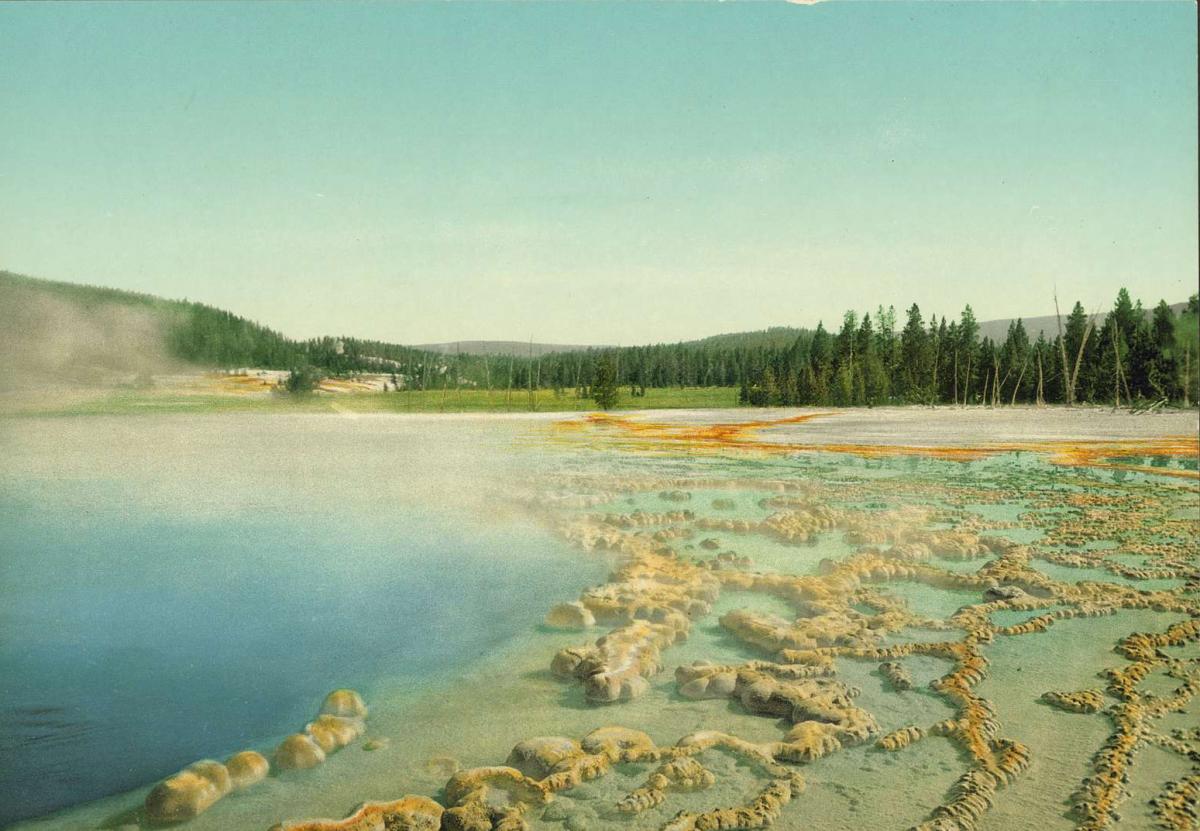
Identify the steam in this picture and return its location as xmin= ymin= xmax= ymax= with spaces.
xmin=1 ymin=414 xmax=550 ymax=529
xmin=0 ymin=280 xmax=184 ymax=398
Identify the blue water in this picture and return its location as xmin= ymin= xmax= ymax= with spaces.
xmin=0 ymin=415 xmax=598 ymax=827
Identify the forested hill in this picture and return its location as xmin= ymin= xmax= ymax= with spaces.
xmin=0 ymin=271 xmax=814 ymax=391
xmin=2 ymin=270 xmax=304 ymax=372
xmin=417 ymin=327 xmax=808 ymax=357
xmin=976 ymin=304 xmax=1189 ymax=344
xmin=2 ymin=270 xmax=1195 ymax=407
xmin=0 ymin=270 xmax=452 ymax=379
xmin=416 ymin=340 xmax=604 ymax=358
xmin=424 ymin=313 xmax=1189 ymax=359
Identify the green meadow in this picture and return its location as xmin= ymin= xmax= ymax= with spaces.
xmin=29 ymin=385 xmax=740 ymax=417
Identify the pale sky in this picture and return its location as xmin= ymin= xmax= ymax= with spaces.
xmin=1 ymin=2 xmax=1196 ymax=345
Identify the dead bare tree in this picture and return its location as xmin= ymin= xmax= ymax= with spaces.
xmin=1010 ymin=354 xmax=1030 ymax=407
xmin=1120 ymin=352 xmax=1132 ymax=405
xmin=953 ymin=351 xmax=959 ymax=406
xmin=1054 ymin=290 xmax=1073 ymax=406
xmin=1111 ymin=324 xmax=1122 ymax=409
xmin=963 ymin=352 xmax=972 ymax=406
xmin=1055 ymin=291 xmax=1097 ymax=406
xmin=1036 ymin=350 xmax=1045 ymax=406
xmin=1068 ymin=309 xmax=1098 ymax=405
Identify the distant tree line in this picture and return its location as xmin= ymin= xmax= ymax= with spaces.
xmin=156 ymin=286 xmax=1200 ymax=408
xmin=735 ymin=290 xmax=1198 ymax=408
xmin=4 ymin=272 xmax=1196 ymax=407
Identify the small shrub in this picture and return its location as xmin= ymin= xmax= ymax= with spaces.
xmin=283 ymin=366 xmax=322 ymax=394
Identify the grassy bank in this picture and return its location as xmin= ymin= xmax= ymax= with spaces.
xmin=12 ymin=386 xmax=741 ymax=417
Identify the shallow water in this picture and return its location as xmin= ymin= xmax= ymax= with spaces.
xmin=976 ymin=610 xmax=1191 ymax=831
xmin=2 ymin=410 xmax=1197 ymax=831
xmin=0 ymin=415 xmax=604 ymax=827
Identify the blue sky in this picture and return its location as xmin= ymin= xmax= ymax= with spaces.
xmin=1 ymin=2 xmax=1195 ymax=344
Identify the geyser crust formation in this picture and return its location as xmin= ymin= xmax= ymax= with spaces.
xmin=138 ymin=415 xmax=1197 ymax=831
xmin=142 ymin=690 xmax=367 ymax=824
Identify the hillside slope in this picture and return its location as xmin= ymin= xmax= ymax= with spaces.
xmin=977 ymin=304 xmax=1189 ymax=343
xmin=415 ymin=340 xmax=606 ymax=357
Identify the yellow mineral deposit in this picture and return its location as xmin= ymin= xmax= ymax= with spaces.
xmin=440 ymin=765 xmax=552 ymax=831
xmin=143 ymin=760 xmax=232 ymax=824
xmin=319 ymin=689 xmax=368 ymax=719
xmin=616 ymin=757 xmax=716 ymax=814
xmin=225 ymin=751 xmax=269 ymax=790
xmin=143 ymin=690 xmax=366 ymax=822
xmin=876 ymin=725 xmax=925 ymax=751
xmin=879 ymin=660 xmax=914 ymax=691
xmin=304 ymin=714 xmax=366 ymax=754
xmin=269 ymin=796 xmax=443 ymax=831
xmin=1041 ymin=689 xmax=1107 ymax=714
xmin=273 ymin=734 xmax=326 ymax=771
xmin=543 ymin=600 xmax=596 ymax=630
xmin=1151 ymin=774 xmax=1200 ymax=831
xmin=558 ymin=411 xmax=1200 ymax=480
xmin=506 ymin=737 xmax=588 ymax=778
xmin=275 ymin=689 xmax=368 ymax=770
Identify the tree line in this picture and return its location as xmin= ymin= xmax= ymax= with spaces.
xmin=4 ymin=272 xmax=1196 ymax=407
xmin=277 ymin=289 xmax=1200 ymax=410
xmin=734 ymin=290 xmax=1198 ymax=408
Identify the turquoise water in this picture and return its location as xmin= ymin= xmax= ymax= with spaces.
xmin=1033 ymin=560 xmax=1186 ymax=591
xmin=0 ymin=415 xmax=602 ymax=827
xmin=2 ymin=413 xmax=1196 ymax=831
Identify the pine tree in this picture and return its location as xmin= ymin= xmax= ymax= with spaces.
xmin=900 ymin=304 xmax=928 ymax=401
xmin=591 ymin=354 xmax=619 ymax=410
